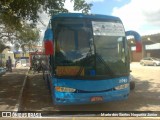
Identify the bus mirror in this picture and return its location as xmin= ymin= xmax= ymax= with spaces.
xmin=43 ymin=28 xmax=54 ymax=55
xmin=125 ymin=30 xmax=142 ymax=52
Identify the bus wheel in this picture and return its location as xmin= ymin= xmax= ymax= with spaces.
xmin=130 ymin=81 xmax=135 ymax=90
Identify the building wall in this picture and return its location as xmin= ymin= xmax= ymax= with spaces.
xmin=131 ymin=49 xmax=160 ymax=62
xmin=2 ymin=48 xmax=15 ymax=66
xmin=131 ymin=51 xmax=142 ymax=62
xmin=146 ymin=50 xmax=160 ymax=58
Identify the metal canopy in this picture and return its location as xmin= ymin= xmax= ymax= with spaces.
xmin=128 ymin=33 xmax=160 ymax=46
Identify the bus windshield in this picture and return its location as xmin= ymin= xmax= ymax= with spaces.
xmin=92 ymin=21 xmax=128 ymax=76
xmin=53 ymin=18 xmax=129 ymax=79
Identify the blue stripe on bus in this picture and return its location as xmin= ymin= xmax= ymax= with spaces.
xmin=51 ymin=76 xmax=129 ymax=92
xmin=52 ymin=13 xmax=121 ymax=21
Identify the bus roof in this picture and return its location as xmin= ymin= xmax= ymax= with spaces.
xmin=51 ymin=13 xmax=121 ymax=21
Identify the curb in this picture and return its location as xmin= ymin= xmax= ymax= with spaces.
xmin=13 ymin=68 xmax=29 ymax=111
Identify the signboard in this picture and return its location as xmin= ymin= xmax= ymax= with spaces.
xmin=92 ymin=21 xmax=125 ymax=36
xmin=15 ymin=53 xmax=29 ymax=59
xmin=56 ymin=66 xmax=84 ymax=76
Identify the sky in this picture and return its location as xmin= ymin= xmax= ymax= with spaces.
xmin=38 ymin=0 xmax=160 ymax=41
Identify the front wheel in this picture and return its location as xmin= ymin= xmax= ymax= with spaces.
xmin=130 ymin=81 xmax=135 ymax=90
xmin=142 ymin=62 xmax=145 ymax=66
xmin=153 ymin=63 xmax=157 ymax=66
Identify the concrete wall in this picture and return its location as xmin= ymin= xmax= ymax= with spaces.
xmin=131 ymin=51 xmax=142 ymax=62
xmin=2 ymin=48 xmax=15 ymax=67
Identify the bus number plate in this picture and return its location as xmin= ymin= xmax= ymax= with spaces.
xmin=91 ymin=96 xmax=103 ymax=102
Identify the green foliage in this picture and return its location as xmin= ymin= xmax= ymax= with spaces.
xmin=0 ymin=41 xmax=9 ymax=53
xmin=16 ymin=24 xmax=40 ymax=52
xmin=72 ymin=0 xmax=92 ymax=13
xmin=14 ymin=43 xmax=20 ymax=51
xmin=0 ymin=0 xmax=92 ymax=50
xmin=0 ymin=0 xmax=92 ymax=26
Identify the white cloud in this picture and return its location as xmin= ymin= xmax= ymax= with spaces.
xmin=37 ymin=0 xmax=106 ymax=43
xmin=38 ymin=0 xmax=82 ymax=43
xmin=114 ymin=0 xmax=122 ymax=2
xmin=64 ymin=0 xmax=75 ymax=13
xmin=64 ymin=0 xmax=102 ymax=12
xmin=38 ymin=0 xmax=103 ymax=28
xmin=64 ymin=0 xmax=83 ymax=13
xmin=85 ymin=0 xmax=104 ymax=3
xmin=112 ymin=0 xmax=160 ymax=35
xmin=37 ymin=11 xmax=50 ymax=43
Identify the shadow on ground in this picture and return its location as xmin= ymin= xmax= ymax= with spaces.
xmin=0 ymin=69 xmax=28 ymax=111
xmin=20 ymin=70 xmax=160 ymax=112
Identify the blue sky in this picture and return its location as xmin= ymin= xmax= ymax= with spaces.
xmin=39 ymin=0 xmax=160 ymax=40
xmin=87 ymin=0 xmax=160 ymax=36
xmin=90 ymin=0 xmax=130 ymax=15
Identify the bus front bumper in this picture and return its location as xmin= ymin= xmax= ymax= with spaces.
xmin=53 ymin=88 xmax=129 ymax=105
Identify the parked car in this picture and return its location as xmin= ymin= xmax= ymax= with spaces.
xmin=140 ymin=57 xmax=160 ymax=66
xmin=0 ymin=67 xmax=6 ymax=76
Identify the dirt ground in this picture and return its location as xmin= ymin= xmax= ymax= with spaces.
xmin=19 ymin=62 xmax=159 ymax=120
xmin=0 ymin=68 xmax=28 ymax=111
xmin=1 ymin=63 xmax=159 ymax=119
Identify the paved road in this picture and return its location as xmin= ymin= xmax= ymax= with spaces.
xmin=20 ymin=72 xmax=54 ymax=111
xmin=0 ymin=68 xmax=28 ymax=111
xmin=1 ymin=63 xmax=159 ymax=119
xmin=20 ymin=63 xmax=160 ymax=113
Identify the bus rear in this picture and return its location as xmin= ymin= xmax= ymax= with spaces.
xmin=43 ymin=13 xmax=136 ymax=105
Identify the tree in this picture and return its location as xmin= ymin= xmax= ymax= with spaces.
xmin=0 ymin=0 xmax=92 ymax=28
xmin=0 ymin=41 xmax=9 ymax=53
xmin=0 ymin=21 xmax=40 ymax=52
xmin=16 ymin=24 xmax=40 ymax=52
xmin=0 ymin=23 xmax=17 ymax=44
xmin=0 ymin=0 xmax=92 ymax=48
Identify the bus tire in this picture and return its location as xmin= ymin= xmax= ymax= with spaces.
xmin=130 ymin=81 xmax=135 ymax=90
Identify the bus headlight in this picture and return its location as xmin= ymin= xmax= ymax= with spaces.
xmin=115 ymin=83 xmax=129 ymax=90
xmin=55 ymin=86 xmax=76 ymax=92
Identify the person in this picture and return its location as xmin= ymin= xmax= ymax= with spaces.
xmin=6 ymin=56 xmax=12 ymax=72
xmin=15 ymin=60 xmax=18 ymax=68
xmin=37 ymin=59 xmax=43 ymax=73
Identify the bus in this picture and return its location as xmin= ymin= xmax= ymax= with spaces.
xmin=43 ymin=13 xmax=142 ymax=105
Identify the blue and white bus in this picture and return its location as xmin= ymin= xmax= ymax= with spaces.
xmin=43 ymin=13 xmax=142 ymax=105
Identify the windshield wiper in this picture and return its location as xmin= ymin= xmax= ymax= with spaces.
xmin=76 ymin=38 xmax=95 ymax=77
xmin=76 ymin=42 xmax=115 ymax=77
xmin=96 ymin=54 xmax=115 ymax=76
xmin=75 ymin=49 xmax=94 ymax=77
